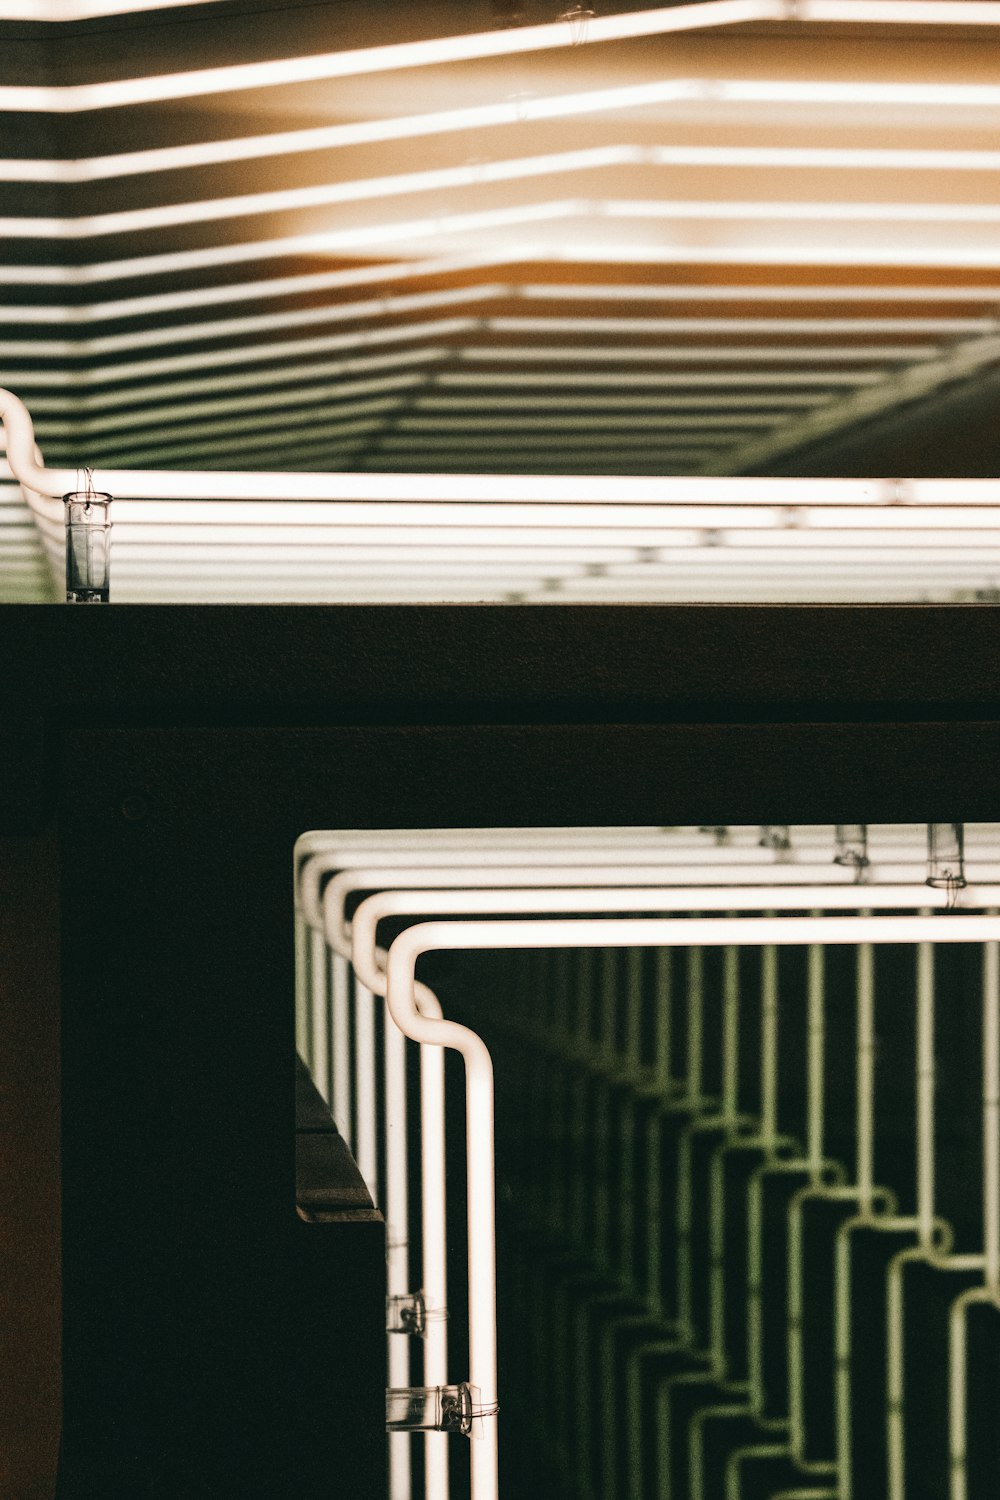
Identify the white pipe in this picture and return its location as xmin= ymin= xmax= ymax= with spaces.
xmin=314 ymin=864 xmax=1000 ymax=944
xmin=948 ymin=1282 xmax=1000 ymax=1500
xmin=383 ymin=912 xmax=1000 ymax=1500
xmin=0 ymin=2 xmax=786 ymax=113
xmin=310 ymin=844 xmax=1000 ymax=1489
xmin=385 ymin=933 xmax=497 ymax=1500
xmin=808 ymin=936 xmax=826 ymax=1181
xmin=331 ymin=872 xmax=1000 ymax=963
xmin=348 ymin=878 xmax=1000 ymax=1474
xmin=986 ymin=936 xmax=1000 ymax=1295
xmin=721 ymin=944 xmax=740 ymax=1125
xmin=654 ymin=947 xmax=674 ymax=1099
xmin=16 ymin=386 xmax=1000 ymax=513
xmin=856 ymin=936 xmax=876 ymax=1216
xmin=947 ymin=928 xmax=1000 ymax=1500
xmin=887 ymin=926 xmax=938 ymax=1500
xmin=385 ymin=1016 xmax=408 ymax=1297
xmin=686 ymin=944 xmax=705 ymax=1110
xmin=294 ymin=826 xmax=942 ymax=863
xmin=327 ymin=889 xmax=449 ymax=1500
xmin=354 ymin=981 xmax=379 ymax=1206
xmin=330 ymin=953 xmax=353 ymax=1147
xmin=835 ymin=926 xmax=881 ymax=1500
xmin=760 ymin=942 xmax=779 ymax=1150
xmin=294 ymin=910 xmax=308 ymax=1064
xmin=917 ymin=936 xmax=936 ymax=1251
xmin=386 ymin=1010 xmax=410 ymax=1500
xmin=308 ymin=928 xmax=328 ymax=1103
xmin=269 ymin=825 xmax=998 ymax=856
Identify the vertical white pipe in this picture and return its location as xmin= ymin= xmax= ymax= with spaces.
xmin=331 ymin=952 xmax=353 ymax=1147
xmin=533 ymin=952 xmax=551 ymax=1226
xmin=577 ymin=947 xmax=594 ymax=1062
xmin=386 ymin=1005 xmax=410 ymax=1500
xmin=654 ymin=945 xmax=673 ymax=1097
xmin=949 ymin=935 xmax=1000 ymax=1500
xmin=294 ymin=910 xmax=309 ymax=1061
xmin=620 ymin=1079 xmax=637 ymax=1289
xmin=647 ymin=1106 xmax=663 ymax=1319
xmin=309 ymin=927 xmax=329 ymax=1103
xmin=355 ymin=981 xmax=379 ymax=1205
xmin=856 ymin=936 xmax=875 ymax=1217
xmin=712 ymin=941 xmax=739 ymax=1376
xmin=467 ymin=1040 xmax=499 ymax=1500
xmin=808 ymin=935 xmax=826 ymax=1181
xmin=984 ymin=935 xmax=1000 ymax=1295
xmin=385 ymin=1012 xmax=408 ymax=1295
xmin=949 ymin=1294 xmax=970 ymax=1500
xmin=625 ymin=946 xmax=643 ymax=1080
xmin=760 ymin=941 xmax=779 ymax=1150
xmin=553 ymin=946 xmax=571 ymax=1046
xmin=687 ymin=942 xmax=704 ymax=1108
xmin=721 ymin=943 xmax=739 ymax=1125
xmin=422 ymin=1042 xmax=450 ymax=1500
xmin=888 ymin=934 xmax=936 ymax=1500
xmin=594 ymin=1074 xmax=612 ymax=1274
xmin=678 ymin=940 xmax=704 ymax=1342
xmin=600 ymin=947 xmax=617 ymax=1059
xmin=594 ymin=949 xmax=616 ymax=1272
xmin=917 ymin=937 xmax=935 ymax=1250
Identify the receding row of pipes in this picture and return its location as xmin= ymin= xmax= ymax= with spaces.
xmin=293 ymin=824 xmax=993 ymax=1500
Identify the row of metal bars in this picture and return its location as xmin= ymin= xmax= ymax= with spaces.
xmin=293 ymin=825 xmax=1000 ymax=1500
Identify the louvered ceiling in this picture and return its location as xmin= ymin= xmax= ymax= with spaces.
xmin=4 ymin=0 xmax=1000 ymax=602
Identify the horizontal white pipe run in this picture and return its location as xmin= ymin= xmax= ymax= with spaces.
xmin=0 ymin=1 xmax=785 ymax=113
xmin=0 ymin=0 xmax=997 ymax=92
xmin=11 ymin=384 xmax=1000 ymax=508
xmin=348 ymin=882 xmax=1000 ymax=952
xmin=28 ymin=507 xmax=1000 ymax=540
xmin=50 ymin=542 xmax=1000 ymax=570
xmin=300 ymin=861 xmax=1000 ymax=933
xmin=101 ymin=558 xmax=1000 ymax=583
xmin=321 ymin=822 xmax=999 ymax=853
xmin=12 ymin=93 xmax=1000 ymax=187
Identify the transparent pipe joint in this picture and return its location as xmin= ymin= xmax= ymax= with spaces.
xmin=386 ymin=1383 xmax=493 ymax=1436
xmin=759 ymin=824 xmax=791 ymax=852
xmin=63 ymin=490 xmax=112 ymax=604
xmin=834 ymin=823 xmax=869 ymax=876
xmin=926 ymin=822 xmax=966 ymax=891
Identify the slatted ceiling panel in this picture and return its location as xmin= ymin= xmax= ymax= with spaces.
xmin=5 ymin=1 xmax=1000 ymax=602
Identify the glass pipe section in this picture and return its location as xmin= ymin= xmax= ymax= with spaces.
xmin=834 ymin=823 xmax=869 ymax=870
xmin=759 ymin=824 xmax=791 ymax=852
xmin=64 ymin=491 xmax=112 ymax=604
xmin=926 ymin=821 xmax=966 ymax=889
xmin=386 ymin=1383 xmax=475 ymax=1435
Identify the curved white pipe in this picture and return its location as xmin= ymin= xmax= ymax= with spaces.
xmin=383 ymin=910 xmax=1000 ymax=1500
xmin=0 ymin=388 xmax=74 ymax=504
